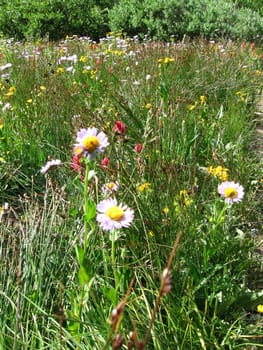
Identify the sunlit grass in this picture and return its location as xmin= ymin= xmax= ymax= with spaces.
xmin=0 ymin=35 xmax=262 ymax=349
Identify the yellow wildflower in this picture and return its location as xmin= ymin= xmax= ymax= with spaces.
xmin=9 ymin=86 xmax=16 ymax=93
xmin=4 ymin=86 xmax=16 ymax=97
xmin=163 ymin=57 xmax=175 ymax=64
xmin=157 ymin=57 xmax=176 ymax=64
xmin=137 ymin=182 xmax=151 ymax=193
xmin=145 ymin=103 xmax=152 ymax=110
xmin=79 ymin=56 xmax=87 ymax=63
xmin=56 ymin=67 xmax=64 ymax=74
xmin=179 ymin=190 xmax=192 ymax=206
xmin=148 ymin=230 xmax=154 ymax=237
xmin=257 ymin=304 xmax=263 ymax=313
xmin=90 ymin=70 xmax=96 ymax=79
xmin=114 ymin=50 xmax=124 ymax=56
xmin=27 ymin=99 xmax=33 ymax=104
xmin=162 ymin=207 xmax=169 ymax=215
xmin=207 ymin=165 xmax=229 ymax=181
xmin=188 ymin=101 xmax=198 ymax=111
xmin=200 ymin=95 xmax=207 ymax=105
xmin=104 ymin=121 xmax=111 ymax=130
xmin=236 ymin=91 xmax=246 ymax=102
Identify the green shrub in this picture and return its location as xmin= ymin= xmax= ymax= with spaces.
xmin=233 ymin=0 xmax=263 ymax=16
xmin=0 ymin=0 xmax=116 ymax=41
xmin=183 ymin=0 xmax=263 ymax=41
xmin=108 ymin=0 xmax=263 ymax=42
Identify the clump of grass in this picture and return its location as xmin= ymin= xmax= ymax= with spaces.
xmin=0 ymin=35 xmax=262 ymax=349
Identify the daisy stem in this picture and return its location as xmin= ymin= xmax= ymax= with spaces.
xmin=83 ymin=159 xmax=90 ymax=252
xmin=111 ymin=230 xmax=118 ymax=289
xmin=217 ymin=204 xmax=227 ymax=225
xmin=102 ymin=236 xmax=109 ymax=277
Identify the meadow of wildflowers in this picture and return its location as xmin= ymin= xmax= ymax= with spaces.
xmin=0 ymin=34 xmax=262 ymax=349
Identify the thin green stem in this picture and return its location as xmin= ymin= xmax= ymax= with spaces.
xmin=84 ymin=161 xmax=89 ymax=220
xmin=111 ymin=230 xmax=119 ymax=289
xmin=83 ymin=159 xmax=91 ymax=253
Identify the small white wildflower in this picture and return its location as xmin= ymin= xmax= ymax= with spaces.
xmin=40 ymin=159 xmax=62 ymax=174
xmin=88 ymin=170 xmax=97 ymax=181
xmin=2 ymin=103 xmax=11 ymax=112
xmin=1 ymin=73 xmax=10 ymax=80
xmin=102 ymin=181 xmax=119 ymax=194
xmin=0 ymin=63 xmax=12 ymax=71
xmin=66 ymin=66 xmax=75 ymax=73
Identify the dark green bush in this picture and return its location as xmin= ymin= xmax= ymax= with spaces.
xmin=108 ymin=0 xmax=263 ymax=42
xmin=233 ymin=0 xmax=263 ymax=16
xmin=0 ymin=0 xmax=116 ymax=41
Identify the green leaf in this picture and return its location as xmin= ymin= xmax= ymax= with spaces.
xmin=69 ymin=207 xmax=79 ymax=217
xmin=103 ymin=286 xmax=118 ymax=305
xmin=84 ymin=198 xmax=96 ymax=221
xmin=75 ymin=245 xmax=85 ymax=265
xmin=78 ymin=265 xmax=90 ymax=286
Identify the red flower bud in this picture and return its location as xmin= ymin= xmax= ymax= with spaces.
xmin=134 ymin=143 xmax=143 ymax=153
xmin=101 ymin=157 xmax=109 ymax=167
xmin=72 ymin=154 xmax=82 ymax=172
xmin=113 ymin=120 xmax=127 ymax=135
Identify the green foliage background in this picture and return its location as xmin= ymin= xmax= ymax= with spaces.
xmin=0 ymin=0 xmax=114 ymax=41
xmin=0 ymin=0 xmax=262 ymax=41
xmin=108 ymin=0 xmax=263 ymax=42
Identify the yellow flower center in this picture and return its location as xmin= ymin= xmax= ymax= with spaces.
xmin=82 ymin=136 xmax=100 ymax=152
xmin=224 ymin=187 xmax=237 ymax=199
xmin=106 ymin=182 xmax=115 ymax=190
xmin=106 ymin=206 xmax=124 ymax=221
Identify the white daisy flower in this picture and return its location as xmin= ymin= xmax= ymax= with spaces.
xmin=102 ymin=181 xmax=119 ymax=194
xmin=74 ymin=127 xmax=109 ymax=159
xmin=218 ymin=181 xmax=244 ymax=204
xmin=96 ymin=198 xmax=134 ymax=232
